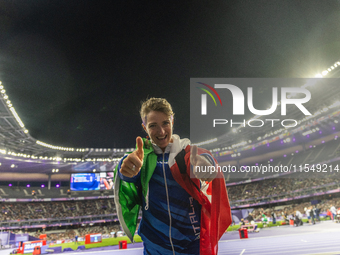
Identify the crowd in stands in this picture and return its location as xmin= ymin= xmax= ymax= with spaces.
xmin=0 ymin=174 xmax=339 ymax=223
xmin=1 ymin=171 xmax=339 ymax=243
xmin=0 ymin=199 xmax=116 ymax=222
xmin=2 ymin=195 xmax=339 ymax=243
xmin=227 ymin=171 xmax=339 ymax=204
xmin=11 ymin=197 xmax=339 ymax=242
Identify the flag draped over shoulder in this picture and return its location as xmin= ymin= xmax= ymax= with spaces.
xmin=168 ymin=143 xmax=232 ymax=255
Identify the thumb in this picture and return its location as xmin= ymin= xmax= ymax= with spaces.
xmin=136 ymin=136 xmax=144 ymax=161
xmin=190 ymin=145 xmax=198 ymax=165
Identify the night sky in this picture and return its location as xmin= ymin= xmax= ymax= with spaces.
xmin=0 ymin=0 xmax=339 ymax=148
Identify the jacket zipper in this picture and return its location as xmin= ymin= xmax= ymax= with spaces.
xmin=144 ymin=182 xmax=149 ymax=210
xmin=162 ymin=152 xmax=175 ymax=255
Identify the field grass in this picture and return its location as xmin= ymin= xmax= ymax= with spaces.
xmin=50 ymin=235 xmax=143 ymax=249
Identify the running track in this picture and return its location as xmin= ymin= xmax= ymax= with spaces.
xmin=1 ymin=221 xmax=339 ymax=255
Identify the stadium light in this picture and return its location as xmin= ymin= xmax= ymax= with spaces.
xmin=192 ymin=138 xmax=217 ymax=146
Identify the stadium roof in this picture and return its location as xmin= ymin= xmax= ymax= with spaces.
xmin=0 ymin=81 xmax=131 ymax=176
xmin=0 ymin=59 xmax=339 ymax=175
xmin=0 ymin=80 xmax=132 ymax=161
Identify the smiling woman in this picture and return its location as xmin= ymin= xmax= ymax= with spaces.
xmin=114 ymin=97 xmax=232 ymax=255
xmin=140 ymin=98 xmax=174 ymax=151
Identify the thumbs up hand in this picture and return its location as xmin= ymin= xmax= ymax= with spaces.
xmin=190 ymin=145 xmax=217 ymax=182
xmin=120 ymin=137 xmax=144 ymax=178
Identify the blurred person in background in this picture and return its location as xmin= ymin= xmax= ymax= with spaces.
xmin=330 ymin=205 xmax=337 ymax=221
xmin=271 ymin=210 xmax=277 ymax=225
xmin=310 ymin=206 xmax=315 ymax=225
xmin=314 ymin=205 xmax=320 ymax=222
xmin=246 ymin=213 xmax=254 ymax=223
xmin=295 ymin=210 xmax=303 ymax=227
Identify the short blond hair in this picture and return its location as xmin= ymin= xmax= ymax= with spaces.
xmin=140 ymin=98 xmax=174 ymax=125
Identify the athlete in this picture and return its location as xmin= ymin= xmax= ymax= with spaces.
xmin=114 ymin=97 xmax=231 ymax=255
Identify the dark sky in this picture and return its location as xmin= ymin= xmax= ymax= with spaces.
xmin=0 ymin=0 xmax=339 ymax=148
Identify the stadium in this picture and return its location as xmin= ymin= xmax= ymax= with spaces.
xmin=0 ymin=61 xmax=338 ymax=255
xmin=1 ymin=2 xmax=340 ymax=254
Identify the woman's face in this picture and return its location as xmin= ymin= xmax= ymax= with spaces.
xmin=143 ymin=110 xmax=173 ymax=151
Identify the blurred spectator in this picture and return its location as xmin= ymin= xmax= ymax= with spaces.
xmin=330 ymin=205 xmax=337 ymax=221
